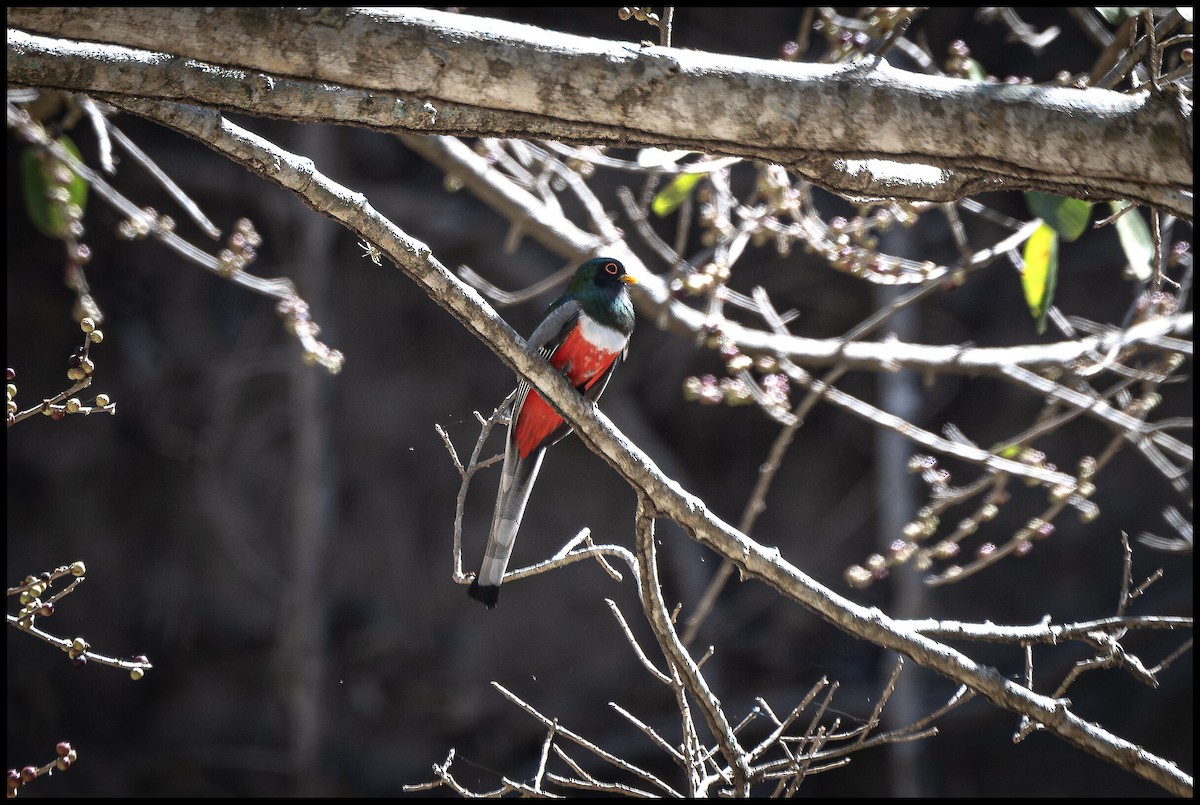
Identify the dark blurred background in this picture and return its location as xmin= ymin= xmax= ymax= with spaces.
xmin=7 ymin=8 xmax=1192 ymax=797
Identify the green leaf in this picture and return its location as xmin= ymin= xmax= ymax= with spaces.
xmin=1024 ymin=192 xmax=1091 ymax=242
xmin=651 ymin=172 xmax=704 ymax=217
xmin=1021 ymin=222 xmax=1059 ymax=335
xmin=1110 ymin=202 xmax=1154 ymax=282
xmin=989 ymin=443 xmax=1023 ymax=459
xmin=962 ymin=56 xmax=988 ymax=82
xmin=21 ymin=134 xmax=88 ymax=240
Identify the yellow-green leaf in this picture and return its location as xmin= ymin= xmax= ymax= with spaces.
xmin=1024 ymin=192 xmax=1091 ymax=242
xmin=651 ymin=172 xmax=703 ymax=217
xmin=962 ymin=56 xmax=987 ymax=82
xmin=21 ymin=135 xmax=88 ymax=240
xmin=1110 ymin=201 xmax=1154 ymax=282
xmin=1021 ymin=222 xmax=1059 ymax=335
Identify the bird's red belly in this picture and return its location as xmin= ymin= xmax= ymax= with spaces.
xmin=513 ymin=326 xmax=618 ymax=458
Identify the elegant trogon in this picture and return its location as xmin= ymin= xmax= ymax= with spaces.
xmin=469 ymin=257 xmax=637 ymax=608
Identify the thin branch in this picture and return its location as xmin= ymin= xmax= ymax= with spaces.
xmin=605 ymin=599 xmax=673 ymax=684
xmin=491 ymin=682 xmax=684 ymax=797
xmin=402 ymin=133 xmax=1193 ymax=384
xmin=903 ymin=614 xmax=1192 ymax=643
xmin=633 ymin=499 xmax=750 ymax=794
xmin=779 ymin=359 xmax=1077 ymax=488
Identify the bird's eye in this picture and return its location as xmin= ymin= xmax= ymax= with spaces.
xmin=605 ymin=262 xmax=619 ymax=275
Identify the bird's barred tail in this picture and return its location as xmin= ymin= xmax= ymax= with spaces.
xmin=469 ymin=443 xmax=546 ymax=608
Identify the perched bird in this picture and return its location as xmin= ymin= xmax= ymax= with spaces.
xmin=469 ymin=257 xmax=638 ymax=608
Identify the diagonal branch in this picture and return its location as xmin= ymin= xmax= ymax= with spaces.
xmin=98 ymin=97 xmax=1192 ymax=797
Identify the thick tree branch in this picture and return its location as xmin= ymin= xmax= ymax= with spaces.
xmin=96 ymin=96 xmax=1191 ymax=796
xmin=6 ymin=7 xmax=1192 ymax=218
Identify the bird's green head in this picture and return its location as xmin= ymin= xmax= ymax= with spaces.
xmin=568 ymin=257 xmax=637 ymax=294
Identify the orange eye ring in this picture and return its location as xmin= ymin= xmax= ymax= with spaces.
xmin=604 ymin=262 xmax=619 ymax=275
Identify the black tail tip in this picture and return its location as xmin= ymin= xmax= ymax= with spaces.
xmin=468 ymin=580 xmax=500 ymax=609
